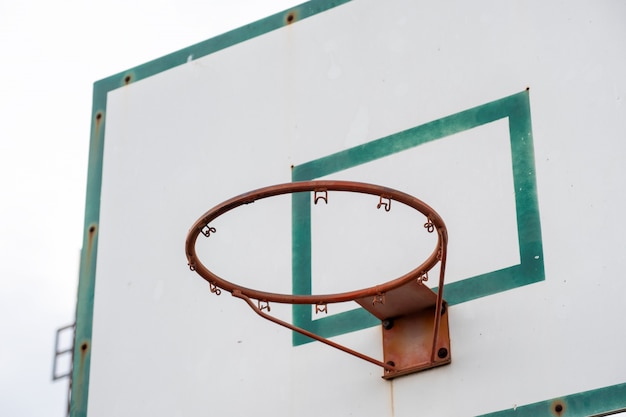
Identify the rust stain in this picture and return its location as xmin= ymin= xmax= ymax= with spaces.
xmin=551 ymin=399 xmax=566 ymax=416
xmin=93 ymin=112 xmax=103 ymax=152
xmin=389 ymin=379 xmax=395 ymax=417
xmin=86 ymin=224 xmax=97 ymax=261
xmin=80 ymin=224 xmax=98 ymax=293
xmin=73 ymin=340 xmax=90 ymax=411
xmin=94 ymin=112 xmax=103 ymax=143
xmin=123 ymin=74 xmax=133 ymax=85
xmin=285 ymin=10 xmax=297 ymax=25
xmin=75 ymin=224 xmax=96 ymax=410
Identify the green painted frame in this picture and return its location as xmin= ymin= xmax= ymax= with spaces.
xmin=291 ymin=90 xmax=545 ymax=346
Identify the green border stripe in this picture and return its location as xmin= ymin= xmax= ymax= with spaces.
xmin=70 ymin=1 xmax=353 ymax=416
xmin=93 ymin=0 xmax=351 ymax=91
xmin=480 ymin=383 xmax=626 ymax=417
xmin=70 ymin=92 xmax=107 ymax=417
xmin=293 ymin=94 xmax=512 ymax=181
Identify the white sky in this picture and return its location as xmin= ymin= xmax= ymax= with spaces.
xmin=0 ymin=1 xmax=299 ymax=415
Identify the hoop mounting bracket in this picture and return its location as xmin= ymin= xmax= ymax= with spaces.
xmin=356 ymin=280 xmax=451 ymax=379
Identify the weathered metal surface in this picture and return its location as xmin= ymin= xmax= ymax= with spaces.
xmin=379 ymin=305 xmax=451 ymax=379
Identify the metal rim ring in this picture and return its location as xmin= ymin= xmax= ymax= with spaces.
xmin=185 ymin=180 xmax=447 ymax=304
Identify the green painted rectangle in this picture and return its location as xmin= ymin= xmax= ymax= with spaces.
xmin=291 ymin=90 xmax=544 ymax=345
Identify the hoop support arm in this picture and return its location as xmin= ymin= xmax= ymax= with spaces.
xmin=430 ymin=247 xmax=447 ymax=363
xmin=232 ymin=290 xmax=396 ymax=372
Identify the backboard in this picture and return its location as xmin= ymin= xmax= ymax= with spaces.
xmin=72 ymin=1 xmax=626 ymax=416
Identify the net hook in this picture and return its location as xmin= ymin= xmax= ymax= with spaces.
xmin=201 ymin=225 xmax=217 ymax=237
xmin=377 ymin=195 xmax=391 ymax=212
xmin=314 ymin=189 xmax=328 ymax=204
xmin=209 ymin=282 xmax=221 ymax=295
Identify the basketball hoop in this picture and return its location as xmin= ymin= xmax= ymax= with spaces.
xmin=185 ymin=180 xmax=451 ymax=378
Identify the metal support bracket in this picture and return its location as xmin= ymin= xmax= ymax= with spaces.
xmin=52 ymin=323 xmax=75 ymax=381
xmin=356 ymin=280 xmax=451 ymax=379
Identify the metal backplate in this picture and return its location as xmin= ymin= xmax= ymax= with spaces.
xmin=381 ymin=305 xmax=451 ymax=379
xmin=356 ymin=280 xmax=451 ymax=379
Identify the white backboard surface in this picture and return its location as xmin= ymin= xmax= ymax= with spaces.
xmin=72 ymin=1 xmax=626 ymax=416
